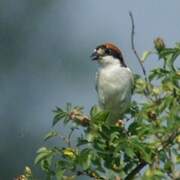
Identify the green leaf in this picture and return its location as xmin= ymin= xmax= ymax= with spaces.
xmin=175 ymin=42 xmax=180 ymax=49
xmin=56 ymin=168 xmax=65 ymax=180
xmin=158 ymin=47 xmax=180 ymax=71
xmin=149 ymin=68 xmax=169 ymax=81
xmin=53 ymin=107 xmax=67 ymax=126
xmin=154 ymin=170 xmax=165 ymax=177
xmin=35 ymin=147 xmax=53 ymax=164
xmin=164 ymin=160 xmax=173 ymax=173
xmin=176 ymin=154 xmax=180 ymax=164
xmin=166 ymin=51 xmax=180 ymax=71
xmin=130 ymin=137 xmax=152 ymax=163
xmin=40 ymin=157 xmax=53 ymax=175
xmin=90 ymin=105 xmax=102 ymax=119
xmin=78 ymin=148 xmax=94 ymax=170
xmin=77 ymin=138 xmax=89 ymax=146
xmin=91 ymin=110 xmax=109 ymax=124
xmin=31 ymin=41 xmax=180 ymax=179
xmin=135 ymin=78 xmax=147 ymax=93
xmin=36 ymin=147 xmax=49 ymax=153
xmin=95 ymin=141 xmax=107 ymax=151
xmin=44 ymin=131 xmax=58 ymax=141
xmin=124 ymin=146 xmax=136 ymax=158
xmin=141 ymin=51 xmax=152 ymax=63
xmin=159 ymin=48 xmax=177 ymax=58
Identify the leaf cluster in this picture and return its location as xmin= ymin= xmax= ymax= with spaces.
xmin=28 ymin=40 xmax=180 ymax=180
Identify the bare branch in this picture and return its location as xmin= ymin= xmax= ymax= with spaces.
xmin=129 ymin=11 xmax=148 ymax=82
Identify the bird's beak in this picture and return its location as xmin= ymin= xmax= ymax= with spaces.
xmin=90 ymin=51 xmax=99 ymax=61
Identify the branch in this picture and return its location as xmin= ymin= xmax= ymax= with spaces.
xmin=125 ymin=161 xmax=146 ymax=180
xmin=158 ymin=129 xmax=180 ymax=151
xmin=125 ymin=129 xmax=180 ymax=180
xmin=129 ymin=12 xmax=148 ymax=82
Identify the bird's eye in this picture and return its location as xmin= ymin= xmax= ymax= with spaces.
xmin=105 ymin=49 xmax=111 ymax=55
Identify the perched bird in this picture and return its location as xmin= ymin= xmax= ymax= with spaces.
xmin=91 ymin=43 xmax=134 ymax=122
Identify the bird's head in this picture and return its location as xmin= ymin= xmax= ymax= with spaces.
xmin=91 ymin=43 xmax=127 ymax=67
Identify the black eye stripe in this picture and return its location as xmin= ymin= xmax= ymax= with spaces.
xmin=94 ymin=43 xmax=127 ymax=67
xmin=105 ymin=48 xmax=112 ymax=54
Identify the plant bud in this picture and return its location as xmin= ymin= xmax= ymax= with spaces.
xmin=154 ymin=37 xmax=166 ymax=51
xmin=24 ymin=166 xmax=32 ymax=177
xmin=147 ymin=111 xmax=157 ymax=120
xmin=115 ymin=120 xmax=125 ymax=127
xmin=15 ymin=175 xmax=27 ymax=180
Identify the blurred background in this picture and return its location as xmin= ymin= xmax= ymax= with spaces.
xmin=0 ymin=0 xmax=180 ymax=179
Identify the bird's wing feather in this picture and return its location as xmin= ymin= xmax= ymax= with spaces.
xmin=126 ymin=68 xmax=134 ymax=94
xmin=95 ymin=71 xmax=105 ymax=107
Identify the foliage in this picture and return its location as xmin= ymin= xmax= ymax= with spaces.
xmin=22 ymin=39 xmax=180 ymax=180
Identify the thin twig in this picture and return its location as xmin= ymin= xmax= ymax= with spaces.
xmin=129 ymin=12 xmax=148 ymax=82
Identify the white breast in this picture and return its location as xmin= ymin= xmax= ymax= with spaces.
xmin=96 ymin=64 xmax=133 ymax=118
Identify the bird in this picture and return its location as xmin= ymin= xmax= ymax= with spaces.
xmin=91 ymin=43 xmax=134 ymax=122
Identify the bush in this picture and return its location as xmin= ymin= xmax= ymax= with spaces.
xmin=17 ymin=39 xmax=180 ymax=180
